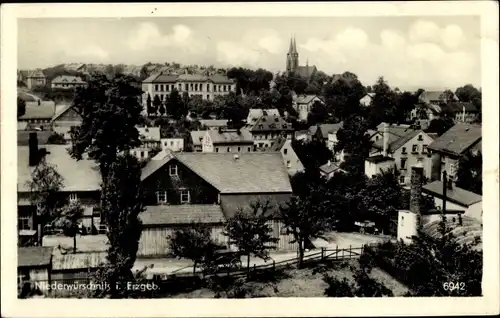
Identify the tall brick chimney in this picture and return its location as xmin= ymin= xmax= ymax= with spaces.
xmin=410 ymin=162 xmax=424 ymax=231
xmin=28 ymin=132 xmax=39 ymax=166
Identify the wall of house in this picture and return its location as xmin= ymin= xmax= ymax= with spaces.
xmin=27 ymin=77 xmax=46 ymax=90
xmin=397 ymin=210 xmax=419 ymax=244
xmin=465 ymin=202 xmax=482 ymax=222
xmin=53 ymin=108 xmax=82 ymax=127
xmin=365 ymin=160 xmax=396 ymax=178
xmin=211 ymin=143 xmax=254 ymax=153
xmin=138 ymin=225 xmax=227 ymax=257
xmin=161 ymin=138 xmax=184 ymax=152
xmin=29 ymin=267 xmax=50 ymax=281
xmin=252 ymin=131 xmax=292 ymax=149
xmin=142 ymin=159 xmax=220 ymax=206
xmin=280 ymin=142 xmax=304 ymax=176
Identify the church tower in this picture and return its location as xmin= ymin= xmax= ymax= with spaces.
xmin=286 ymin=35 xmax=299 ymax=73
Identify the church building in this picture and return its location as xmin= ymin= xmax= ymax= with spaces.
xmin=286 ymin=36 xmax=317 ymax=81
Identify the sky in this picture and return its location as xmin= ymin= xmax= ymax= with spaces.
xmin=18 ymin=16 xmax=481 ymax=91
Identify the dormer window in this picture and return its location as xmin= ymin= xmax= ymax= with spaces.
xmin=417 ymin=134 xmax=423 ymax=141
xmin=156 ymin=191 xmax=167 ymax=204
xmin=169 ymin=164 xmax=178 ymax=176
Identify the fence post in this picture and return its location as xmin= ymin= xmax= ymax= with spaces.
xmin=349 ymin=245 xmax=351 ymax=259
xmin=273 ymin=260 xmax=275 ymax=272
xmin=321 ymin=247 xmax=325 ymax=260
xmin=335 ymin=245 xmax=338 ymax=260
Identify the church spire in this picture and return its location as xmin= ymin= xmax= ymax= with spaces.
xmin=292 ymin=35 xmax=298 ymax=54
xmin=288 ymin=36 xmax=294 ymax=54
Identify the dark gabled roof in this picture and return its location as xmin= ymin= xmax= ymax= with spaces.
xmin=443 ymin=102 xmax=478 ymax=113
xmin=319 ymin=162 xmax=342 ymax=174
xmin=295 ymin=65 xmax=317 ymax=78
xmin=250 ymin=115 xmax=293 ymax=132
xmin=51 ymin=75 xmax=86 ymax=84
xmin=51 ymin=104 xmax=81 ymax=122
xmin=372 ymin=130 xmax=423 ymax=153
xmin=199 ymin=119 xmax=228 ymax=127
xmin=190 ymin=130 xmax=206 ymax=146
xmin=27 ymin=69 xmax=46 ymax=78
xmin=317 ymin=123 xmax=343 ymax=139
xmin=141 ymin=152 xmax=293 ymax=194
xmin=140 ymin=205 xmax=226 ymax=226
xmin=422 ymin=181 xmax=482 ymax=207
xmin=207 ymin=129 xmax=253 ymax=144
xmin=294 ymin=94 xmax=323 ymax=104
xmin=52 ymin=252 xmax=107 ymax=271
xmin=219 ymin=193 xmax=293 ymax=219
xmin=142 ymin=73 xmax=234 ymax=84
xmin=210 ymin=74 xmax=235 ymax=84
xmin=427 ymin=123 xmax=482 ymax=156
xmin=365 ymin=155 xmax=395 ymax=164
xmin=18 ymin=247 xmax=52 ymax=267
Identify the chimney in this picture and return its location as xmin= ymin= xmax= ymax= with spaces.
xmin=327 ymin=160 xmax=331 ymax=167
xmin=442 ymin=171 xmax=448 ymax=215
xmin=447 ymin=178 xmax=453 ymax=190
xmin=28 ymin=132 xmax=39 ymax=166
xmin=409 ymin=162 xmax=424 ymax=215
xmin=382 ymin=123 xmax=389 ymax=157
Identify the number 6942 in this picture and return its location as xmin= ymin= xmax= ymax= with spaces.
xmin=443 ymin=282 xmax=465 ymax=291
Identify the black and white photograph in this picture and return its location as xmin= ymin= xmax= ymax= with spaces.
xmin=1 ymin=2 xmax=499 ymax=317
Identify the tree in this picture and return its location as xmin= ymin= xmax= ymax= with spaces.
xmin=26 ymin=159 xmax=64 ymax=244
xmin=455 ymin=84 xmax=482 ymax=121
xmin=357 ymin=169 xmax=402 ymax=233
xmin=165 ymin=88 xmax=184 ymax=120
xmin=306 ymin=101 xmax=329 ymax=126
xmin=98 ymin=154 xmax=144 ymax=298
xmin=335 ymin=114 xmax=373 ymax=176
xmin=146 ymin=94 xmax=153 ymax=115
xmin=322 ymin=72 xmax=366 ymax=121
xmin=216 ymin=92 xmax=247 ymax=129
xmin=223 ymin=200 xmax=279 ymax=272
xmin=17 ymin=97 xmax=26 ymax=118
xmin=352 ymin=268 xmax=394 ymax=297
xmin=168 ymin=225 xmax=221 ymax=274
xmin=47 ymin=132 xmax=66 ymax=145
xmin=455 ymin=150 xmax=482 ymax=195
xmin=69 ymin=73 xmax=144 ymax=183
xmin=280 ymin=192 xmax=333 ymax=268
xmin=152 ymin=95 xmax=161 ymax=116
xmin=227 ymin=67 xmax=273 ymax=95
xmin=368 ymin=77 xmax=399 ymax=126
xmin=52 ymin=200 xmax=84 ymax=253
xmin=139 ymin=65 xmax=149 ymax=80
xmin=425 ymin=117 xmax=454 ymax=136
xmin=395 ymin=91 xmax=419 ymax=123
xmin=323 ymin=276 xmax=355 ymax=297
xmin=292 ymin=138 xmax=333 ymax=172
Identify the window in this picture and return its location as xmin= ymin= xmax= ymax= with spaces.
xmin=215 ymin=147 xmax=219 ymax=153
xmin=280 ymin=226 xmax=290 ymax=235
xmin=156 ymin=191 xmax=167 ymax=204
xmin=18 ymin=216 xmax=30 ymax=230
xmin=401 ymin=215 xmax=404 ymax=226
xmin=227 ymin=147 xmax=231 ymax=152
xmin=422 ymin=145 xmax=428 ymax=153
xmin=412 ymin=145 xmax=418 ymax=153
xmin=401 ymin=147 xmax=407 ymax=154
xmin=170 ymin=141 xmax=174 ymax=146
xmin=286 ymin=160 xmax=291 ymax=168
xmin=160 ymin=84 xmax=164 ymax=91
xmin=375 ymin=136 xmax=380 ymax=141
xmin=169 ymin=164 xmax=178 ymax=176
xmin=237 ymin=147 xmax=241 ymax=152
xmin=185 ymin=84 xmax=188 ymax=91
xmin=155 ymin=84 xmax=158 ymax=91
xmin=160 ymin=94 xmax=164 ymax=101
xmin=418 ymin=134 xmax=423 ymax=141
xmin=69 ymin=193 xmax=78 ymax=202
xmin=399 ymin=176 xmax=405 ymax=184
xmin=207 ymin=84 xmax=210 ymax=92
xmin=180 ymin=190 xmax=190 ymax=204
xmin=140 ymin=151 xmax=145 ymax=158
xmin=400 ymin=158 xmax=407 ymax=169
xmin=166 ymin=85 xmax=170 ymax=92
xmin=206 ymin=95 xmax=210 ymax=100
xmin=164 ymin=141 xmax=168 ymax=147
xmin=284 ymin=148 xmax=288 ymax=155
xmin=248 ymin=147 xmax=251 ymax=152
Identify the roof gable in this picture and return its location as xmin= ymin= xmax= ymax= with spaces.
xmin=422 ymin=181 xmax=482 ymax=206
xmin=19 ymin=101 xmax=56 ymax=120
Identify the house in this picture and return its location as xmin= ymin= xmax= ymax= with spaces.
xmin=312 ymin=123 xmax=343 ymax=145
xmin=139 ymin=152 xmax=296 ymax=256
xmin=202 ymin=128 xmax=254 ymax=153
xmin=18 ymin=70 xmax=30 ymax=85
xmin=397 ymin=163 xmax=482 ymax=246
xmin=18 ymin=101 xmax=56 ymax=131
xmin=442 ymin=102 xmax=479 ymax=123
xmin=292 ymin=94 xmax=324 ymax=122
xmin=427 ymin=123 xmax=481 ymax=182
xmin=246 ymin=108 xmax=281 ymax=126
xmin=131 ymin=127 xmax=162 ymax=160
xmin=51 ymin=250 xmax=107 ymax=281
xmin=18 ymin=247 xmax=53 ymax=294
xmin=18 ymin=139 xmax=102 ymax=244
xmin=26 ymin=69 xmax=47 ymax=90
xmin=360 ymin=93 xmax=375 ymax=107
xmin=369 ymin=123 xmax=435 ymax=184
xmin=365 ymin=155 xmax=396 ymax=179
xmin=51 ymin=76 xmax=87 ymax=89
xmin=65 ymin=63 xmax=87 ymax=73
xmin=50 ymin=104 xmax=82 ymax=141
xmin=418 ymin=90 xmax=458 ymax=105
xmin=161 ymin=137 xmax=184 ymax=152
xmin=269 ymin=136 xmax=305 ymax=176
xmin=422 ymin=181 xmax=482 ymax=222
xmin=190 ymin=130 xmax=206 ymax=152
xmin=319 ymin=160 xmax=344 ymax=180
xmin=141 ymin=73 xmax=236 ymax=114
xmin=199 ymin=119 xmax=229 ymax=130
xmin=410 ymin=103 xmax=442 ymax=121
xmin=250 ymin=115 xmax=294 ymax=149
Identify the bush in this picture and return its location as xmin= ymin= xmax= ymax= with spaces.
xmin=47 ymin=132 xmax=66 ymax=144
xmin=323 ymin=275 xmax=354 ymax=297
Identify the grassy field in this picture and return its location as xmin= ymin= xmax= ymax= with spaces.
xmin=169 ymin=259 xmax=409 ymax=298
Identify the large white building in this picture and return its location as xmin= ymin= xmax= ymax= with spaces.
xmin=141 ymin=73 xmax=236 ymax=114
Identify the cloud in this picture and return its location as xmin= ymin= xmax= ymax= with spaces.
xmin=127 ymin=22 xmax=205 ymax=53
xmin=215 ymin=29 xmax=285 ymax=67
xmin=298 ymin=20 xmax=477 ymax=90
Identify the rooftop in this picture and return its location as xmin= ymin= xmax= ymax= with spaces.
xmin=137 ymin=126 xmax=161 ymax=142
xmin=319 ymin=161 xmax=343 ymax=174
xmin=18 ymin=247 xmax=53 ymax=268
xmin=199 ymin=119 xmax=229 ymax=127
xmin=51 ymin=75 xmax=86 ymax=84
xmin=52 ymin=251 xmax=107 ymax=271
xmin=317 ymin=123 xmax=343 ymax=139
xmin=143 ymin=73 xmax=234 ymax=84
xmin=427 ymin=123 xmax=481 ymax=156
xmin=422 ymin=181 xmax=482 ymax=207
xmin=294 ymin=94 xmax=322 ymax=104
xmin=365 ymin=155 xmax=395 ymax=164
xmin=19 ymin=101 xmax=56 ymax=120
xmin=207 ymin=129 xmax=253 ymax=144
xmin=246 ymin=108 xmax=280 ymax=124
xmin=251 ymin=115 xmax=293 ymax=132
xmin=190 ymin=130 xmax=207 ymax=146
xmin=18 ymin=145 xmax=101 ymax=192
xmin=141 ymin=152 xmax=293 ymax=194
xmin=140 ymin=205 xmax=226 ymax=226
